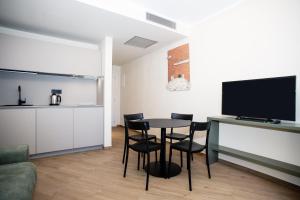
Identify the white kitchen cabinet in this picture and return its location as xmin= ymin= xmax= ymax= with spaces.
xmin=0 ymin=109 xmax=36 ymax=154
xmin=36 ymin=108 xmax=73 ymax=153
xmin=0 ymin=33 xmax=101 ymax=76
xmin=74 ymin=107 xmax=103 ymax=148
xmin=0 ymin=106 xmax=104 ymax=156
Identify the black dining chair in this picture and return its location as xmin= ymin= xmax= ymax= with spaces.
xmin=123 ymin=113 xmax=157 ymax=170
xmin=166 ymin=113 xmax=193 ymax=167
xmin=123 ymin=120 xmax=161 ymax=190
xmin=168 ymin=121 xmax=211 ymax=191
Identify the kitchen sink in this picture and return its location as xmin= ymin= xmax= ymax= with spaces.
xmin=1 ymin=86 xmax=33 ymax=107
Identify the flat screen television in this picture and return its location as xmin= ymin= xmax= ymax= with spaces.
xmin=222 ymin=76 xmax=296 ymax=122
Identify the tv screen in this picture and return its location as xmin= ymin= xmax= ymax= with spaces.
xmin=222 ymin=76 xmax=296 ymax=121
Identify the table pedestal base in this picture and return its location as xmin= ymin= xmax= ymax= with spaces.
xmin=146 ymin=161 xmax=181 ymax=178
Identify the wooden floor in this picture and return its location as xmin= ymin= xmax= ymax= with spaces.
xmin=33 ymin=127 xmax=300 ymax=200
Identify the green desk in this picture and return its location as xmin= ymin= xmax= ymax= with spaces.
xmin=207 ymin=116 xmax=300 ymax=177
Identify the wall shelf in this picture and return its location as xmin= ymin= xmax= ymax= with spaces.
xmin=0 ymin=68 xmax=103 ymax=80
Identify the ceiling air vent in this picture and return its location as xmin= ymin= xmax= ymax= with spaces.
xmin=124 ymin=36 xmax=157 ymax=48
xmin=146 ymin=12 xmax=176 ymax=30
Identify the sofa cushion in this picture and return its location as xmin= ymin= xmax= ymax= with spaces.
xmin=0 ymin=145 xmax=29 ymax=165
xmin=0 ymin=162 xmax=37 ymax=200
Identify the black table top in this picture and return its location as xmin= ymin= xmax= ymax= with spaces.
xmin=142 ymin=118 xmax=191 ymax=128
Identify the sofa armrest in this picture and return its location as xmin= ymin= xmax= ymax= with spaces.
xmin=0 ymin=145 xmax=29 ymax=165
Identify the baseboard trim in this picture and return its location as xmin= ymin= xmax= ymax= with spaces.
xmin=30 ymin=145 xmax=104 ymax=159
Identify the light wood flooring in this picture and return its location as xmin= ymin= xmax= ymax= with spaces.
xmin=32 ymin=127 xmax=300 ymax=200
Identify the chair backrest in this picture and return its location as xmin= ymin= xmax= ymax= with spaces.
xmin=171 ymin=113 xmax=193 ymax=133
xmin=123 ymin=113 xmax=144 ymax=142
xmin=127 ymin=121 xmax=151 ymax=150
xmin=171 ymin=113 xmax=193 ymax=121
xmin=189 ymin=121 xmax=211 ymax=151
xmin=124 ymin=113 xmax=144 ymax=124
xmin=127 ymin=120 xmax=150 ymax=132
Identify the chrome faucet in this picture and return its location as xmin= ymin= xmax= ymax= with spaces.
xmin=18 ymin=85 xmax=26 ymax=105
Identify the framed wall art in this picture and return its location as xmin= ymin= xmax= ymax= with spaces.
xmin=167 ymin=43 xmax=190 ymax=91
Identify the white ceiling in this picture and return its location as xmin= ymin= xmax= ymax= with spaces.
xmin=0 ymin=0 xmax=241 ymax=65
xmin=118 ymin=0 xmax=241 ymax=25
xmin=0 ymin=0 xmax=186 ymax=65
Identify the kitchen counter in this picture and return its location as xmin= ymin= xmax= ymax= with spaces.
xmin=0 ymin=105 xmax=103 ymax=109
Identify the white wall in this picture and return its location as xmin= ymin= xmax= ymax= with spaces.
xmin=121 ymin=0 xmax=300 ymax=185
xmin=0 ymin=72 xmax=97 ymax=105
xmin=121 ymin=0 xmax=300 ymax=123
xmin=189 ymin=0 xmax=300 ymax=122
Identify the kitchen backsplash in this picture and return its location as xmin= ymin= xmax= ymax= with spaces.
xmin=0 ymin=72 xmax=99 ymax=105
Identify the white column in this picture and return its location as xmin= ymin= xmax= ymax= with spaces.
xmin=100 ymin=36 xmax=113 ymax=147
xmin=112 ymin=65 xmax=121 ymax=127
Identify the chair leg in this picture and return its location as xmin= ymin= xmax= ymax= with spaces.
xmin=122 ymin=141 xmax=127 ymax=164
xmin=187 ymin=152 xmax=192 ymax=191
xmin=143 ymin=153 xmax=145 ymax=169
xmin=123 ymin=146 xmax=129 ymax=177
xmin=146 ymin=152 xmax=150 ymax=191
xmin=206 ymin=149 xmax=211 ymax=179
xmin=155 ymin=138 xmax=158 ymax=163
xmin=168 ymin=147 xmax=172 ymax=178
xmin=181 ymin=151 xmax=183 ymax=168
xmin=137 ymin=152 xmax=140 ymax=170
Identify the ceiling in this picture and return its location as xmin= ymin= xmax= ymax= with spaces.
xmin=117 ymin=0 xmax=241 ymax=25
xmin=0 ymin=0 xmax=186 ymax=65
xmin=0 ymin=0 xmax=241 ymax=65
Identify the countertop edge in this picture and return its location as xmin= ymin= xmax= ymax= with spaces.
xmin=0 ymin=105 xmax=104 ymax=109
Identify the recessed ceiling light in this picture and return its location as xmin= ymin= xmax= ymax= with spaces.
xmin=124 ymin=36 xmax=157 ymax=48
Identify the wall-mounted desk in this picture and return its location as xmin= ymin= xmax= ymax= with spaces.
xmin=207 ymin=116 xmax=300 ymax=177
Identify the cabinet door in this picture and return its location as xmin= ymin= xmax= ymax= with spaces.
xmin=0 ymin=109 xmax=36 ymax=154
xmin=0 ymin=34 xmax=101 ymax=76
xmin=74 ymin=107 xmax=103 ymax=148
xmin=36 ymin=108 xmax=73 ymax=153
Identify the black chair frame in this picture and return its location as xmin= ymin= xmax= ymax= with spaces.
xmin=166 ymin=113 xmax=193 ymax=167
xmin=123 ymin=120 xmax=160 ymax=190
xmin=123 ymin=113 xmax=157 ymax=170
xmin=168 ymin=121 xmax=211 ymax=191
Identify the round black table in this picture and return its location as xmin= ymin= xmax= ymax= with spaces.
xmin=142 ymin=118 xmax=191 ymax=178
